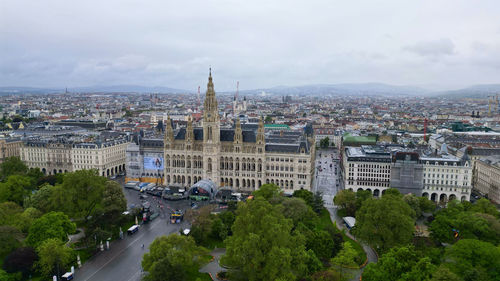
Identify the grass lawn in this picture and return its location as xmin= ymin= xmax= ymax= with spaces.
xmin=318 ymin=207 xmax=367 ymax=266
xmin=203 ymin=237 xmax=225 ymax=250
xmin=186 ymin=269 xmax=212 ymax=281
xmin=340 ymin=231 xmax=367 ymax=266
xmin=316 ymin=208 xmax=334 ymax=231
xmin=186 ymin=253 xmax=214 ymax=281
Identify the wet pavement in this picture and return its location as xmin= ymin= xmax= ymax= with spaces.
xmin=75 ymin=178 xmax=192 ymax=281
xmin=313 ymin=148 xmax=341 ymax=207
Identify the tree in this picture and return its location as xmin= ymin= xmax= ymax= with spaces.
xmin=293 ymin=189 xmax=314 ymax=206
xmin=430 ymin=266 xmax=462 ymax=281
xmin=353 ymin=195 xmax=415 ymax=252
xmin=320 ymin=137 xmax=330 ymax=149
xmin=312 ymin=192 xmax=324 ymax=214
xmin=363 ymin=246 xmax=435 ymax=281
xmin=311 ymin=269 xmax=342 ymax=281
xmin=265 ymin=115 xmax=273 ymax=123
xmin=306 ymin=229 xmax=335 ymax=261
xmin=36 ymin=238 xmax=73 ymax=278
xmin=355 ymin=189 xmax=372 ymax=213
xmin=222 ymin=197 xmax=312 ymax=280
xmin=0 ymin=201 xmax=24 ymax=228
xmin=282 ymin=197 xmax=316 ymax=227
xmin=383 ymin=188 xmax=402 ymax=198
xmin=142 ymin=234 xmax=207 ymax=281
xmin=471 ymin=198 xmax=499 ymax=217
xmin=443 ymin=239 xmax=500 ymax=281
xmin=219 ymin=210 xmax=235 ymax=236
xmin=330 ymin=242 xmax=358 ymax=281
xmin=403 ymin=194 xmax=422 ymax=218
xmin=430 ymin=202 xmax=500 ymax=245
xmin=333 ymin=190 xmax=356 ymax=216
xmin=252 ymin=183 xmax=281 ymax=201
xmin=210 ymin=217 xmax=227 ymax=240
xmin=185 ymin=205 xmax=215 ymax=246
xmin=60 ymin=170 xmax=107 ymax=220
xmin=25 ymin=184 xmax=56 ymax=214
xmin=0 ymin=226 xmax=22 ymax=258
xmin=0 ymin=157 xmax=28 ymax=180
xmin=0 ymin=175 xmax=32 ymax=205
xmin=101 ymin=180 xmax=127 ymax=223
xmin=3 ymin=247 xmax=38 ymax=277
xmin=27 ymin=212 xmax=76 ymax=248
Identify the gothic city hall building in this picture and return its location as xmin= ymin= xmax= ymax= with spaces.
xmin=155 ymin=71 xmax=315 ymax=193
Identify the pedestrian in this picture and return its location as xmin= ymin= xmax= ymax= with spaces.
xmin=141 ymin=244 xmax=144 ymax=249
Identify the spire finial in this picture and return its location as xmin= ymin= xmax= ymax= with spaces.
xmin=209 ymin=67 xmax=212 ymax=77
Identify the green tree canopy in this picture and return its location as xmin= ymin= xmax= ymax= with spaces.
xmin=222 ymin=197 xmax=316 ymax=280
xmin=333 ymin=189 xmax=356 ymax=216
xmin=0 ymin=225 xmax=23 ymax=258
xmin=24 ymin=184 xmax=56 ymax=214
xmin=442 ymin=239 xmax=500 ymax=281
xmin=142 ymin=234 xmax=207 ymax=281
xmin=0 ymin=175 xmax=32 ymax=205
xmin=0 ymin=157 xmax=28 ymax=180
xmin=330 ymin=242 xmax=358 ymax=281
xmin=430 ymin=265 xmax=462 ymax=281
xmin=353 ymin=194 xmax=415 ymax=251
xmin=101 ymin=180 xmax=127 ymax=221
xmin=320 ymin=137 xmax=330 ymax=149
xmin=27 ymin=211 xmax=76 ymax=248
xmin=36 ymin=238 xmax=73 ymax=278
xmin=252 ymin=183 xmax=282 ymax=202
xmin=282 ymin=197 xmax=316 ymax=228
xmin=59 ymin=170 xmax=107 ymax=220
xmin=362 ymin=246 xmax=435 ymax=281
xmin=430 ymin=200 xmax=500 ymax=245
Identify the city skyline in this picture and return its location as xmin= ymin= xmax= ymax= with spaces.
xmin=2 ymin=0 xmax=500 ymax=91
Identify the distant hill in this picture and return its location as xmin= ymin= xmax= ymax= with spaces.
xmin=236 ymin=83 xmax=430 ymax=96
xmin=2 ymin=83 xmax=500 ymax=97
xmin=0 ymin=87 xmax=63 ymax=94
xmin=0 ymin=85 xmax=189 ymax=94
xmin=70 ymin=85 xmax=188 ymax=94
xmin=433 ymin=84 xmax=500 ymax=98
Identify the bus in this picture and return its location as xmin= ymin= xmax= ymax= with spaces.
xmin=127 ymin=225 xmax=139 ymax=235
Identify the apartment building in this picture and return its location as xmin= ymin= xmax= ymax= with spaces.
xmin=343 ymin=145 xmax=473 ymax=202
xmin=0 ymin=137 xmax=22 ymax=163
xmin=343 ymin=146 xmax=392 ymax=197
xmin=20 ymin=137 xmax=128 ymax=176
xmin=474 ymin=156 xmax=500 ymax=203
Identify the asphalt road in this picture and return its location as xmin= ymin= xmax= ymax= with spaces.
xmin=75 ymin=178 xmax=191 ymax=281
xmin=313 ymin=148 xmax=341 ymax=207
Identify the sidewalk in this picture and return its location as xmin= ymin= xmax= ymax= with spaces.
xmin=199 ymin=248 xmax=226 ymax=281
xmin=326 ymin=206 xmax=378 ymax=281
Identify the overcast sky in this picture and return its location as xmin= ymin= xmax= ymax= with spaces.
xmin=1 ymin=0 xmax=500 ymax=91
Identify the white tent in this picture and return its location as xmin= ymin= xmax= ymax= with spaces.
xmin=343 ymin=216 xmax=356 ymax=229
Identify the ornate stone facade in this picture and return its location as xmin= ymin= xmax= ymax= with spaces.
xmin=163 ymin=71 xmax=314 ymax=192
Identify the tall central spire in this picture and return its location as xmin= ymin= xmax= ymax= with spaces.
xmin=204 ymin=68 xmax=218 ymax=116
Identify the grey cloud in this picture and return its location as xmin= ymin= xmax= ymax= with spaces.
xmin=403 ymin=38 xmax=455 ymax=57
xmin=1 ymin=0 xmax=500 ymax=90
